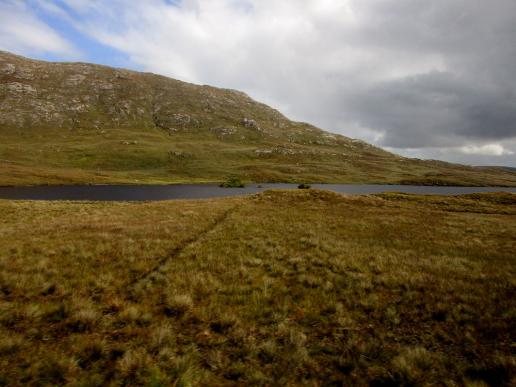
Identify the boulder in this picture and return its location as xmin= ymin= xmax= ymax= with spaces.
xmin=241 ymin=118 xmax=261 ymax=131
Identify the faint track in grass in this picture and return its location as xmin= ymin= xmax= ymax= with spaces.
xmin=125 ymin=200 xmax=243 ymax=295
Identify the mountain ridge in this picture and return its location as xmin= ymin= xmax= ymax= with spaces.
xmin=1 ymin=50 xmax=515 ymax=186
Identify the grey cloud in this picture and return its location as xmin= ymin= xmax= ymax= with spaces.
xmin=348 ymin=72 xmax=516 ymax=148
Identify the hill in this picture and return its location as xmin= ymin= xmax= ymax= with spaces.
xmin=1 ymin=50 xmax=515 ymax=186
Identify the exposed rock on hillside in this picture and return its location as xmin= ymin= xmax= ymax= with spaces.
xmin=241 ymin=118 xmax=261 ymax=131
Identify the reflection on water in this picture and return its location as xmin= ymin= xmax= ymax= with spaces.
xmin=0 ymin=184 xmax=514 ymax=201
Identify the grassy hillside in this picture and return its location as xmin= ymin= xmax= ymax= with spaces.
xmin=0 ymin=190 xmax=514 ymax=385
xmin=2 ymin=51 xmax=516 ymax=186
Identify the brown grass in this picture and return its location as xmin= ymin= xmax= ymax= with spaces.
xmin=0 ymin=190 xmax=514 ymax=385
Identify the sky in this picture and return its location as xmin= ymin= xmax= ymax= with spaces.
xmin=1 ymin=0 xmax=516 ymax=166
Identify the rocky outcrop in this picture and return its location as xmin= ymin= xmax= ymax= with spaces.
xmin=153 ymin=112 xmax=202 ymax=132
xmin=211 ymin=126 xmax=238 ymax=137
xmin=241 ymin=118 xmax=261 ymax=131
xmin=0 ymin=51 xmax=291 ymax=134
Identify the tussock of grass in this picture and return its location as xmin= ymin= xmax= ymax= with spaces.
xmin=0 ymin=190 xmax=514 ymax=385
xmin=219 ymin=177 xmax=245 ymax=188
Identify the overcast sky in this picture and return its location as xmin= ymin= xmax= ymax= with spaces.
xmin=2 ymin=0 xmax=516 ymax=166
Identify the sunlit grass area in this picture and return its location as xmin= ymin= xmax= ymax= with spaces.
xmin=2 ymin=128 xmax=516 ymax=187
xmin=0 ymin=190 xmax=514 ymax=385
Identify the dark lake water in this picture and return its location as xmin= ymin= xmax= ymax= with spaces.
xmin=0 ymin=184 xmax=514 ymax=201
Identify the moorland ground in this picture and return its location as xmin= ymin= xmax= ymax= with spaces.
xmin=3 ymin=127 xmax=516 ymax=188
xmin=0 ymin=189 xmax=514 ymax=385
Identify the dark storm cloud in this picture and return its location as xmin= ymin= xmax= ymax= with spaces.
xmin=349 ymin=72 xmax=516 ymax=148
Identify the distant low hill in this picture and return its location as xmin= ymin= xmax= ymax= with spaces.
xmin=478 ymin=166 xmax=516 ymax=173
xmin=1 ymin=51 xmax=515 ymax=186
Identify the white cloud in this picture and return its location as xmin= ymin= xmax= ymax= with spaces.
xmin=56 ymin=0 xmax=449 ymax=121
xmin=387 ymin=140 xmax=516 ymax=166
xmin=459 ymin=144 xmax=514 ymax=156
xmin=0 ymin=0 xmax=77 ymax=57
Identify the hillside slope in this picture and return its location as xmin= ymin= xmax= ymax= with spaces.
xmin=1 ymin=51 xmax=515 ymax=186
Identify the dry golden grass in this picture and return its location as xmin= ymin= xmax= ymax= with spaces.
xmin=0 ymin=190 xmax=515 ymax=385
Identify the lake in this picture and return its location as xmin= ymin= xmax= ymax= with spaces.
xmin=0 ymin=184 xmax=514 ymax=201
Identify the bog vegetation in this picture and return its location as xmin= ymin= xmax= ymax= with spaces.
xmin=0 ymin=190 xmax=514 ymax=385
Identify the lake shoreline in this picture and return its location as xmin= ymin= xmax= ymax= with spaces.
xmin=0 ymin=183 xmax=515 ymax=201
xmin=1 ymin=181 xmax=516 ymax=188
